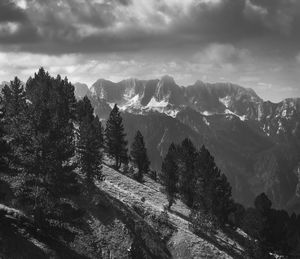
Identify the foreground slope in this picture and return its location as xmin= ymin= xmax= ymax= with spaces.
xmin=98 ymin=164 xmax=247 ymax=259
xmin=0 ymin=163 xmax=247 ymax=259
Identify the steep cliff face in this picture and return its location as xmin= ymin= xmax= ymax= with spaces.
xmin=75 ymin=77 xmax=300 ymax=211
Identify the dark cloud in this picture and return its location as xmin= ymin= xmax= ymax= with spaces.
xmin=0 ymin=0 xmax=40 ymax=45
xmin=0 ymin=23 xmax=40 ymax=44
xmin=172 ymin=0 xmax=266 ymax=44
xmin=0 ymin=0 xmax=299 ymax=56
xmin=0 ymin=0 xmax=27 ymax=22
xmin=116 ymin=0 xmax=131 ymax=6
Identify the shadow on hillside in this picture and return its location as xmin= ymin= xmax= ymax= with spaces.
xmin=222 ymin=227 xmax=250 ymax=252
xmin=0 ymin=215 xmax=89 ymax=259
xmin=195 ymin=229 xmax=245 ymax=259
xmin=76 ymin=179 xmax=172 ymax=259
xmin=169 ymin=208 xmax=190 ymax=222
xmin=0 ymin=220 xmax=49 ymax=259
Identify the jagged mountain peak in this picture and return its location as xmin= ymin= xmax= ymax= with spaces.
xmin=74 ymin=82 xmax=90 ymax=99
xmin=193 ymin=80 xmax=205 ymax=86
xmin=189 ymin=81 xmax=261 ymax=100
xmin=281 ymin=97 xmax=300 ymax=107
xmin=160 ymin=75 xmax=175 ymax=83
xmin=94 ymin=78 xmax=112 ymax=83
xmin=155 ymin=75 xmax=181 ymax=102
xmin=76 ymin=77 xmax=300 ymax=125
xmin=121 ymin=77 xmax=140 ymax=83
xmin=1 ymin=80 xmax=9 ymax=86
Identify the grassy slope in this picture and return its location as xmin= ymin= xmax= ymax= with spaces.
xmin=0 ymin=162 xmax=248 ymax=259
xmin=98 ymin=164 xmax=247 ymax=259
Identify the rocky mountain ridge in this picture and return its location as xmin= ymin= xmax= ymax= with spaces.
xmin=74 ymin=76 xmax=300 ymax=211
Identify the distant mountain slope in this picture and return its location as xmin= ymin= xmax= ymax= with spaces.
xmin=74 ymin=76 xmax=300 ymax=211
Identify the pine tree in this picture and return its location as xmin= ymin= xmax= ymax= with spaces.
xmin=0 ymin=96 xmax=11 ymax=202
xmin=77 ymin=96 xmax=103 ymax=183
xmin=161 ymin=143 xmax=178 ymax=209
xmin=21 ymin=68 xmax=80 ymax=225
xmin=130 ymin=130 xmax=150 ymax=182
xmin=0 ymin=97 xmax=10 ymax=174
xmin=192 ymin=145 xmax=233 ymax=227
xmin=178 ymin=138 xmax=197 ymax=207
xmin=92 ymin=115 xmax=103 ymax=147
xmin=1 ymin=77 xmax=33 ymax=178
xmin=2 ymin=77 xmax=26 ymax=117
xmin=254 ymin=193 xmax=273 ymax=250
xmin=105 ymin=104 xmax=128 ymax=169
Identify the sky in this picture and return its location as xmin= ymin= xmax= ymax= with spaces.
xmin=0 ymin=0 xmax=300 ymax=102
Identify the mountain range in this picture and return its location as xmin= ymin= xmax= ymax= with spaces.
xmin=74 ymin=76 xmax=299 ymax=211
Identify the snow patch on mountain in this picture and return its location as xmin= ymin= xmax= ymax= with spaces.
xmin=202 ymin=111 xmax=216 ymax=116
xmin=225 ymin=109 xmax=247 ymax=121
xmin=119 ymin=94 xmax=141 ymax=111
xmin=219 ymin=96 xmax=231 ymax=108
xmin=263 ymin=124 xmax=270 ymax=136
xmin=146 ymin=97 xmax=169 ymax=108
xmin=203 ymin=117 xmax=210 ymax=126
xmin=107 ymin=102 xmax=116 ymax=109
xmin=277 ymin=120 xmax=285 ymax=134
xmin=164 ymin=108 xmax=179 ymax=118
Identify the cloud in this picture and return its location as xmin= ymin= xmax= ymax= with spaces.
xmin=194 ymin=44 xmax=250 ymax=67
xmin=0 ymin=0 xmax=299 ymax=56
xmin=0 ymin=0 xmax=296 ymax=54
xmin=296 ymin=53 xmax=300 ymax=64
xmin=0 ymin=0 xmax=27 ymax=22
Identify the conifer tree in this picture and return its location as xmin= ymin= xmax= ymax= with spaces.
xmin=254 ymin=193 xmax=273 ymax=249
xmin=178 ymin=138 xmax=197 ymax=207
xmin=1 ymin=77 xmax=32 ymax=174
xmin=2 ymin=77 xmax=26 ymax=116
xmin=0 ymin=99 xmax=10 ymax=174
xmin=77 ymin=96 xmax=103 ymax=183
xmin=92 ymin=115 xmax=103 ymax=147
xmin=22 ymin=68 xmax=80 ymax=224
xmin=192 ymin=145 xmax=233 ymax=227
xmin=105 ymin=104 xmax=128 ymax=169
xmin=161 ymin=143 xmax=178 ymax=209
xmin=130 ymin=130 xmax=150 ymax=182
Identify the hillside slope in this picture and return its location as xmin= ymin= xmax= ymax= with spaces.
xmin=98 ymin=164 xmax=247 ymax=259
xmin=1 ymin=163 xmax=248 ymax=259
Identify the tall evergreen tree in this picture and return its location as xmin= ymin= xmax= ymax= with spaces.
xmin=130 ymin=130 xmax=150 ymax=182
xmin=0 ymin=101 xmax=10 ymax=202
xmin=21 ymin=68 xmax=80 ymax=224
xmin=192 ymin=145 xmax=233 ymax=226
xmin=92 ymin=115 xmax=103 ymax=147
xmin=0 ymin=97 xmax=10 ymax=174
xmin=77 ymin=96 xmax=103 ymax=183
xmin=2 ymin=77 xmax=26 ymax=116
xmin=105 ymin=104 xmax=128 ymax=169
xmin=161 ymin=143 xmax=178 ymax=209
xmin=178 ymin=138 xmax=197 ymax=207
xmin=1 ymin=77 xmax=33 ymax=179
xmin=254 ymin=193 xmax=273 ymax=250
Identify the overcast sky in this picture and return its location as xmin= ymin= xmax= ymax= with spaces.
xmin=1 ymin=0 xmax=300 ymax=102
